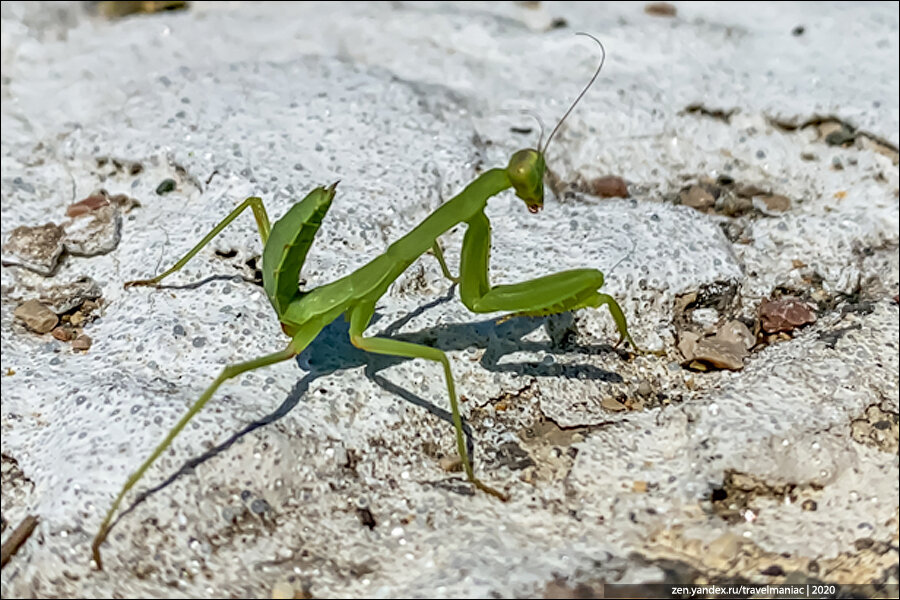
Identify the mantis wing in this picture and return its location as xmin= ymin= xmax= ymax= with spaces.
xmin=262 ymin=182 xmax=337 ymax=315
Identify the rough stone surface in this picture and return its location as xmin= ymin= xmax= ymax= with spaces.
xmin=1 ymin=2 xmax=898 ymax=598
xmin=12 ymin=299 xmax=58 ymax=334
xmin=5 ymin=274 xmax=102 ymax=314
xmin=1 ymin=223 xmax=65 ymax=275
xmin=62 ymin=204 xmax=122 ymax=257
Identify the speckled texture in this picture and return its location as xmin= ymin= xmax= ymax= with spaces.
xmin=2 ymin=2 xmax=898 ymax=597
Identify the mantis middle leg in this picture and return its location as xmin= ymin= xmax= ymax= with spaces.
xmin=429 ymin=240 xmax=459 ymax=283
xmin=458 ymin=211 xmax=636 ymax=348
xmin=126 ymin=196 xmax=271 ymax=287
xmin=347 ymin=301 xmax=507 ymax=500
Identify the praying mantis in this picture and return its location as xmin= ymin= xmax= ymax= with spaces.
xmin=91 ymin=34 xmax=638 ymax=568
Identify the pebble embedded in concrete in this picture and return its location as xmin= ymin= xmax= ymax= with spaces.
xmin=13 ymin=299 xmax=58 ymax=334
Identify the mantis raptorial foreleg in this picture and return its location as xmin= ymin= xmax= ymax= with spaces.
xmin=458 ymin=211 xmax=636 ymax=348
xmin=125 ymin=196 xmax=271 ymax=288
xmin=347 ymin=302 xmax=508 ymax=500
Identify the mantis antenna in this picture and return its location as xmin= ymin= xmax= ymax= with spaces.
xmin=541 ymin=32 xmax=607 ymax=155
xmin=519 ymin=109 xmax=546 ymax=149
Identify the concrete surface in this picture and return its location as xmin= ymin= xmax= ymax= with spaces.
xmin=1 ymin=1 xmax=897 ymax=597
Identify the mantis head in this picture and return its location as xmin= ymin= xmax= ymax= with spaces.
xmin=508 ymin=148 xmax=546 ymax=213
xmin=508 ymin=33 xmax=606 ymax=215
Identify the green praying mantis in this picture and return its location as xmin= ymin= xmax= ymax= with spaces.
xmin=91 ymin=34 xmax=639 ymax=568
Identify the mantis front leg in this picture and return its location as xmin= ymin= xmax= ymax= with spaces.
xmin=347 ymin=301 xmax=507 ymax=500
xmin=125 ymin=196 xmax=271 ymax=287
xmin=458 ymin=211 xmax=637 ymax=348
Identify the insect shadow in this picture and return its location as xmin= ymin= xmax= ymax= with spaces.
xmin=107 ymin=284 xmax=624 ymax=529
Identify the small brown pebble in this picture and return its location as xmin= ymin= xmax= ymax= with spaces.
xmin=439 ymin=455 xmax=463 ymax=472
xmin=645 ymin=2 xmax=676 ymax=17
xmin=758 ymin=297 xmax=816 ymax=333
xmin=689 ymin=337 xmax=747 ymax=370
xmin=601 ymin=397 xmax=626 ymax=412
xmin=81 ymin=299 xmax=100 ymax=314
xmin=756 ymin=194 xmax=791 ymax=213
xmin=801 ymin=499 xmax=817 ymax=511
xmin=14 ymin=300 xmax=58 ymax=334
xmin=716 ymin=320 xmax=755 ymax=350
xmin=680 ymin=185 xmax=715 ymax=210
xmin=679 ymin=324 xmax=751 ymax=371
xmin=586 ymin=175 xmax=629 ymax=198
xmin=72 ymin=334 xmax=92 ymax=351
xmin=51 ymin=326 xmax=75 ymax=342
xmin=66 ymin=194 xmax=110 ymax=217
xmin=109 ymin=193 xmax=141 ymax=211
xmin=632 ymin=480 xmax=648 ymax=493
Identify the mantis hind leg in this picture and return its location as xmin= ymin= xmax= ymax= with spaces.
xmin=91 ymin=319 xmax=324 ymax=569
xmin=348 ymin=302 xmax=507 ymax=501
xmin=125 ymin=196 xmax=271 ymax=288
